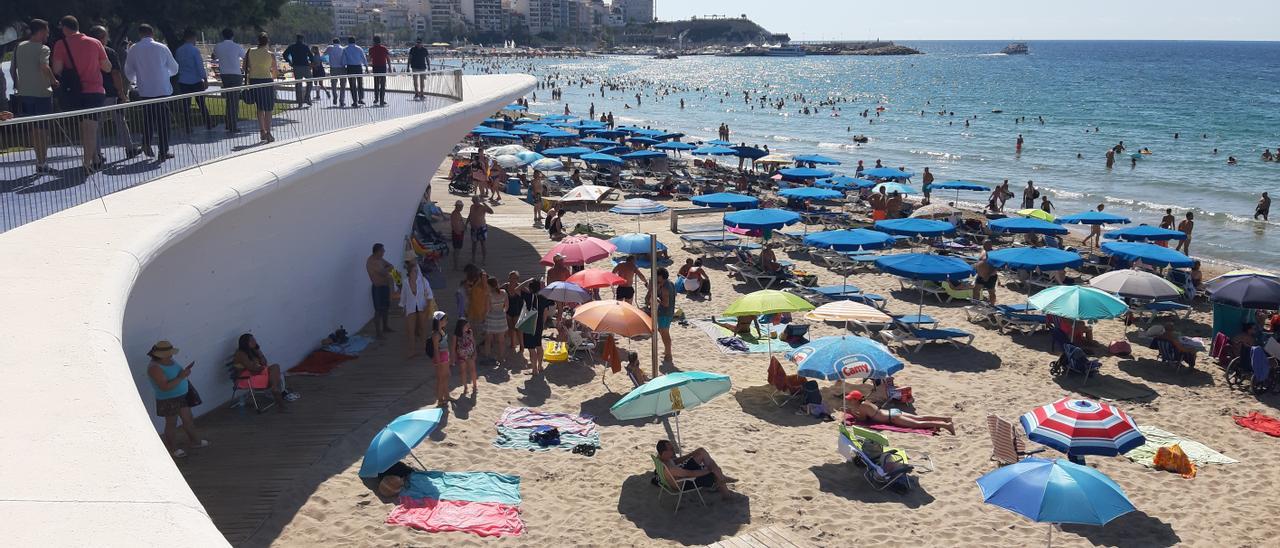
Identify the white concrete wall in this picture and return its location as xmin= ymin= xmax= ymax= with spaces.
xmin=0 ymin=74 xmax=534 ymax=546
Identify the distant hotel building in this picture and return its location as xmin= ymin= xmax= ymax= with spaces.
xmin=299 ymin=0 xmax=653 ymax=41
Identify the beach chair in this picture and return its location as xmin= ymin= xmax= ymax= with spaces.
xmin=836 ymin=424 xmax=915 ymax=493
xmin=1168 ymin=270 xmax=1198 ymax=301
xmin=566 ymin=329 xmax=598 ymax=362
xmin=883 ymin=321 xmax=975 ymax=353
xmin=1133 ymin=300 xmax=1192 ymax=325
xmin=941 ymin=282 xmax=977 ymax=302
xmin=1050 ymin=343 xmax=1101 ymax=385
xmin=963 ymin=300 xmax=999 ymax=326
xmin=986 ymin=415 xmax=1045 ymax=466
xmin=994 ymin=305 xmax=1048 ymax=335
xmin=226 ymin=361 xmax=275 ymax=413
xmin=1155 ymin=338 xmax=1195 ymax=369
xmin=726 ymin=261 xmax=779 ymax=289
xmin=651 ymin=455 xmax=707 ymax=513
xmin=767 ymin=356 xmax=805 ymax=407
xmin=901 ymin=280 xmax=948 ymax=303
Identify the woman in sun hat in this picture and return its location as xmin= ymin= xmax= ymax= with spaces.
xmin=146 ymin=341 xmax=209 ymax=458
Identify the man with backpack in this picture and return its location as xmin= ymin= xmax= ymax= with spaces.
xmin=50 ymin=15 xmax=111 ymax=173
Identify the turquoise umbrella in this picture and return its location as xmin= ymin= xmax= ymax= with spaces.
xmin=1029 ymin=285 xmax=1128 ymax=321
xmin=358 ymin=408 xmax=444 ymax=478
xmin=610 ymin=371 xmax=731 ymax=420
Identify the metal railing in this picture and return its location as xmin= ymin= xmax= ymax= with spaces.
xmin=0 ymin=67 xmax=464 ymax=232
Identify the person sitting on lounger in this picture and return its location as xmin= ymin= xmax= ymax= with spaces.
xmin=712 ymin=315 xmax=759 ymax=336
xmin=844 ymin=390 xmax=955 ymax=434
xmin=760 ymin=245 xmax=782 ymax=273
xmin=655 ymin=440 xmax=737 ymax=495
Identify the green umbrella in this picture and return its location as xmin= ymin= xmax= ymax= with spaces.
xmin=610 ymin=371 xmax=732 ymax=447
xmin=722 ymin=290 xmax=815 ymax=361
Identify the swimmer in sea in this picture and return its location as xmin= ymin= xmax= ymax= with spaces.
xmin=1228 ymin=156 xmax=1238 ymax=165
xmin=1256 ymin=192 xmax=1271 ymax=222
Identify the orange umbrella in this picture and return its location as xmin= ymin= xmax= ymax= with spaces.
xmin=566 ymin=268 xmax=626 ymax=289
xmin=573 ymin=300 xmax=653 ymax=337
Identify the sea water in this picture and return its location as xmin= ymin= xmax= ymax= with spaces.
xmin=469 ymin=41 xmax=1280 ymax=269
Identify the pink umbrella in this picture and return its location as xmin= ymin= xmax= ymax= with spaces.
xmin=540 ymin=235 xmax=617 ymax=266
xmin=566 ymin=268 xmax=626 ymax=289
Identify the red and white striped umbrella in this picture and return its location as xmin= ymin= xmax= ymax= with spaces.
xmin=1019 ymin=397 xmax=1145 ymax=456
xmin=540 ymin=236 xmax=617 ymax=266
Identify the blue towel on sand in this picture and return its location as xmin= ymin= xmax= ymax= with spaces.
xmin=402 ymin=471 xmax=522 ymax=505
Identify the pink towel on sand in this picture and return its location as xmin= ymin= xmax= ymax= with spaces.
xmin=844 ymin=415 xmax=936 ymax=436
xmin=387 ymin=498 xmax=525 ymax=537
xmin=496 ymin=407 xmax=599 ymax=437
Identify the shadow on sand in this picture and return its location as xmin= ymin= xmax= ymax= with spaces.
xmin=808 ymin=462 xmax=935 ymax=508
xmin=616 ymin=472 xmax=751 ymax=544
xmin=1061 ymin=510 xmax=1180 ymax=547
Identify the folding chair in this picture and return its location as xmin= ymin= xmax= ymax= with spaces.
xmin=836 ymin=425 xmax=916 ymax=493
xmin=227 ymin=362 xmax=275 ymax=413
xmin=651 ymin=455 xmax=707 ymax=514
xmin=986 ymin=415 xmax=1044 ymax=466
xmin=767 ymin=356 xmax=804 ymax=407
xmin=1049 ymin=343 xmax=1101 ymax=385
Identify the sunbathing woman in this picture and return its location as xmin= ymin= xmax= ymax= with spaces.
xmin=845 ymin=390 xmax=955 ymax=434
xmin=712 ymin=315 xmax=760 ymax=337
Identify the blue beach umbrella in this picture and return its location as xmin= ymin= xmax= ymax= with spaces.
xmin=705 ymin=139 xmax=733 ymax=146
xmin=990 ymin=217 xmax=1069 ymax=235
xmin=1057 ymin=211 xmax=1132 ymax=225
xmin=1103 ymin=224 xmax=1186 ymax=242
xmin=986 ymin=248 xmax=1083 ymax=271
xmin=691 ymin=192 xmax=759 ymax=210
xmin=596 ymin=145 xmax=632 ymax=156
xmin=873 ymin=218 xmax=956 ymax=238
xmin=1028 ymin=286 xmax=1129 ymax=321
xmin=610 ymin=200 xmax=669 ymax=216
xmin=875 ymin=253 xmax=974 ymax=281
xmin=693 ymin=145 xmax=737 ymax=156
xmin=540 ymin=114 xmax=574 ymax=122
xmin=620 ymin=150 xmax=667 ymax=161
xmin=481 ymin=131 xmax=521 ymax=141
xmin=976 ymin=458 xmax=1135 ymax=541
xmin=561 ymin=120 xmax=606 ymax=130
xmin=733 ymin=146 xmax=768 ymax=159
xmin=656 ymin=132 xmax=685 ymax=141
xmin=514 ymin=122 xmax=557 ymax=133
xmin=656 ymin=141 xmax=696 ymax=151
xmin=358 ymin=408 xmax=444 ymax=478
xmin=1205 ymin=274 xmax=1280 ymax=309
xmin=631 ymin=128 xmax=666 ymax=137
xmin=804 ymin=229 xmax=896 ymax=251
xmin=627 ymin=136 xmax=662 ymax=146
xmin=871 ymin=182 xmax=918 ymax=195
xmin=724 ymin=208 xmax=801 ymax=230
xmin=863 ymin=167 xmax=914 ymax=180
xmin=581 ymin=152 xmax=624 ymax=166
xmin=794 ymin=154 xmax=842 ymax=165
xmin=542 ymin=146 xmax=592 ymax=158
xmin=581 ymin=136 xmax=620 ymax=147
xmin=530 ymin=158 xmax=565 ymax=172
xmin=539 ymin=130 xmax=580 ymax=139
xmin=779 ymin=187 xmax=843 ymax=201
xmin=931 ymin=180 xmax=989 ymax=192
xmin=1101 ymin=242 xmax=1193 ymax=268
xmin=471 ymin=125 xmax=499 ymax=135
xmin=610 ymin=371 xmax=732 ymax=420
xmin=515 ymin=150 xmax=544 ymax=164
xmin=786 ymin=336 xmax=903 ymax=381
xmin=779 ymin=167 xmax=836 ymax=180
xmin=480 ymin=117 xmax=505 ymax=126
xmin=613 ymin=125 xmax=645 ymax=134
xmin=610 ymin=232 xmax=668 ymax=254
xmin=503 ymin=103 xmax=527 ymax=111
xmin=586 ymin=129 xmax=628 ymax=139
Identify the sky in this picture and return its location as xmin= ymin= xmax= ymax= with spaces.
xmin=654 ymin=0 xmax=1279 ymax=42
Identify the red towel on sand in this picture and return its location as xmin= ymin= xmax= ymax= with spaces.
xmin=387 ymin=499 xmax=525 ymax=537
xmin=1234 ymin=412 xmax=1280 ymax=437
xmin=287 ymin=350 xmax=355 ymax=376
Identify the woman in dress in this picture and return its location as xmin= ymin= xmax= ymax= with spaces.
xmin=451 ymin=318 xmax=478 ymax=395
xmin=484 ymin=276 xmax=508 ymax=359
xmin=146 ymin=341 xmax=208 ymax=458
xmin=426 ymin=311 xmax=452 ymax=406
xmin=399 ymin=260 xmax=433 ymax=359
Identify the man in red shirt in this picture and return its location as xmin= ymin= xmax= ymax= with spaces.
xmin=50 ymin=15 xmax=111 ymax=173
xmin=368 ymin=35 xmax=390 ymax=107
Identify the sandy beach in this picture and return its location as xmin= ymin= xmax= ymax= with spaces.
xmin=179 ymin=160 xmax=1280 ymax=548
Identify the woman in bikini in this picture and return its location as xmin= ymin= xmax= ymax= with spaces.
xmin=846 ymin=390 xmax=954 ymax=434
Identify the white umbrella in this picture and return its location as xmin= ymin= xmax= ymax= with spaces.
xmin=484 ymin=144 xmax=529 ymax=157
xmin=561 ymin=185 xmax=616 ymax=203
xmin=455 ymin=146 xmax=478 ymax=156
xmin=493 ymin=154 xmax=523 ymax=169
xmin=910 ymin=203 xmax=958 ymax=219
xmin=758 ymin=153 xmax=793 ymax=165
xmin=1088 ymin=269 xmax=1182 ymax=299
xmin=531 ymin=158 xmax=565 ymax=172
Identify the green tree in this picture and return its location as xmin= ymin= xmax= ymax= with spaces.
xmin=263 ymin=3 xmax=331 ymax=44
xmin=1 ymin=0 xmax=288 ymax=48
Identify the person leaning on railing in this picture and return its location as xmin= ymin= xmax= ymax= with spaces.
xmin=175 ymin=28 xmax=214 ymax=132
xmin=242 ymin=32 xmax=278 ymax=143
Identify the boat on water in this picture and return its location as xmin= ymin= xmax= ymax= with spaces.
xmin=653 ymin=52 xmax=678 ymax=60
xmin=765 ymin=45 xmax=807 ymax=57
xmin=723 ymin=43 xmax=808 ymax=57
xmin=1000 ymin=42 xmax=1029 ymax=55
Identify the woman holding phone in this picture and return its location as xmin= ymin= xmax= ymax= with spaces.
xmin=147 ymin=340 xmax=209 ymax=458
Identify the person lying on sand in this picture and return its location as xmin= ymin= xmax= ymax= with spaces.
xmin=712 ymin=315 xmax=760 ymax=337
xmin=845 ymin=390 xmax=955 ymax=435
xmin=656 ymin=440 xmax=737 ymax=495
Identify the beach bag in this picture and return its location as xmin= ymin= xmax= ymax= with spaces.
xmin=529 ymin=426 xmax=561 ymax=447
xmin=184 ymin=381 xmax=203 ymax=408
xmin=1108 ymin=340 xmax=1132 ymax=357
xmin=1153 ymin=444 xmax=1196 ymax=478
xmin=544 ymin=341 xmax=569 ymax=362
xmin=57 ymin=40 xmax=82 ymax=97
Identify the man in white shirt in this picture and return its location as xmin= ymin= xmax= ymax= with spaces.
xmin=124 ymin=24 xmax=178 ymax=160
xmin=323 ymin=38 xmax=346 ymax=107
xmin=210 ymin=28 xmax=246 ymax=133
xmin=342 ymin=36 xmax=366 ymax=107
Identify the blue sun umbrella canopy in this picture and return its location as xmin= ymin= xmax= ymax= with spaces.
xmin=1205 ymin=274 xmax=1280 ymax=309
xmin=627 ymin=136 xmax=662 ymax=146
xmin=931 ymin=180 xmax=990 ymax=192
xmin=986 ymin=247 xmax=1083 ymax=271
xmin=503 ymin=103 xmax=527 ymax=111
xmin=873 ymin=218 xmax=956 ymax=238
xmin=610 ymin=371 xmax=732 ymax=420
xmin=786 ymin=336 xmax=903 ymax=380
xmin=816 ymin=175 xmax=876 ymax=190
xmin=1056 ymin=211 xmax=1132 ymax=225
xmin=655 ymin=141 xmax=697 ymax=151
xmin=691 ymin=192 xmax=759 ymax=210
xmin=724 ymin=208 xmax=801 ymax=230
xmin=779 ymin=187 xmax=843 ymax=201
xmin=539 ymin=130 xmax=580 ymax=139
xmin=705 ymin=139 xmax=733 ymax=146
xmin=693 ymin=145 xmax=737 ymax=156
xmin=1101 ymin=242 xmax=1193 ymax=268
xmin=1028 ymin=286 xmax=1129 ymax=321
xmin=481 ymin=131 xmax=521 ymax=140
xmin=358 ymin=408 xmax=444 ymax=478
xmin=656 ymin=132 xmax=685 ymax=141
xmin=794 ymin=154 xmax=842 ymax=165
xmin=875 ymin=253 xmax=975 ymax=281
xmin=1103 ymin=224 xmax=1186 ymax=242
xmin=871 ymin=182 xmax=917 ymax=195
xmin=581 ymin=136 xmax=620 ymax=146
xmin=471 ymin=125 xmax=500 ymax=134
xmin=733 ymin=146 xmax=768 ymax=159
xmin=804 ymin=229 xmax=896 ymax=251
xmin=585 ymin=129 xmax=628 ymax=139
xmin=613 ymin=125 xmax=646 ymax=134
xmin=480 ymin=118 xmax=505 ymax=126
xmin=779 ymin=167 xmax=836 ymax=180
xmin=610 ymin=232 xmax=668 ymax=254
xmin=976 ymin=458 xmax=1135 ymax=526
xmin=862 ymin=167 xmax=914 ymax=180
xmin=620 ymin=150 xmax=667 ymax=161
xmin=540 ymin=114 xmax=574 ymax=122
xmin=530 ymin=158 xmax=565 ymax=172
xmin=610 ymin=199 xmax=670 ymax=216
xmin=989 ymin=217 xmax=1069 ymax=235
xmin=580 ymin=152 xmax=625 ymax=166
xmin=514 ymin=122 xmax=557 ymax=133
xmin=515 ymin=150 xmax=544 ymax=164
xmin=596 ymin=145 xmax=632 ymax=156
xmin=560 ymin=120 xmax=606 ymax=129
xmin=542 ymin=146 xmax=592 ymax=158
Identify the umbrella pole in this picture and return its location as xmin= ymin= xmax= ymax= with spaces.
xmin=410 ymin=451 xmax=428 ymax=471
xmin=1047 ymin=524 xmax=1053 ymax=548
xmin=650 ymin=233 xmax=659 ymax=379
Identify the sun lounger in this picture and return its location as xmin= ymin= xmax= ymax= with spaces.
xmin=901 ymin=280 xmax=949 ymax=303
xmin=651 ymin=455 xmax=707 ymax=513
xmin=1050 ymin=343 xmax=1101 ymax=384
xmin=995 ymin=305 xmax=1048 ymax=335
xmin=727 ymin=261 xmax=780 ymax=289
xmin=881 ymin=320 xmax=975 ymax=353
xmin=986 ymin=415 xmax=1045 ymax=466
xmin=1133 ymin=300 xmax=1192 ymax=325
xmin=798 ymin=285 xmax=887 ymax=310
xmin=836 ymin=424 xmax=915 ymax=493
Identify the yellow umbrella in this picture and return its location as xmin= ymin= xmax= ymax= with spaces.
xmin=722 ymin=290 xmax=815 ymax=360
xmin=1018 ymin=208 xmax=1055 ymax=222
xmin=573 ymin=300 xmax=654 ymax=338
xmin=805 ymin=301 xmax=891 ymax=323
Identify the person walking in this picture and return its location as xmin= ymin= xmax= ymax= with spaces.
xmin=87 ymin=25 xmax=140 ymax=160
xmin=175 ymin=29 xmax=214 ymax=132
xmin=243 ymin=32 xmax=278 ymax=143
xmin=282 ymin=34 xmax=313 ymax=106
xmin=368 ymin=35 xmax=389 ymax=106
xmin=1021 ymin=180 xmax=1038 ymax=210
xmin=323 ymin=38 xmax=346 ymax=107
xmin=51 ymin=15 xmax=111 ymax=174
xmin=407 ymin=37 xmax=430 ymax=100
xmin=145 ymin=341 xmax=209 ymax=458
xmin=10 ymin=18 xmax=57 ymax=173
xmin=211 ymin=28 xmax=246 ymax=133
xmin=427 ymin=311 xmax=452 ymax=407
xmin=123 ymin=24 xmax=178 ymax=161
xmin=342 ymin=36 xmax=366 ymax=107
xmin=1176 ymin=212 xmax=1195 ymax=255
xmin=399 ymin=259 xmax=434 ymax=359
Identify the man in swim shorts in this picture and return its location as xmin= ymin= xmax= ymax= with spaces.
xmin=972 ymin=242 xmax=997 ymax=305
xmin=846 ymin=390 xmax=954 ymax=434
xmin=468 ymin=195 xmax=493 ymax=264
xmin=655 ymin=439 xmax=736 ymax=495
